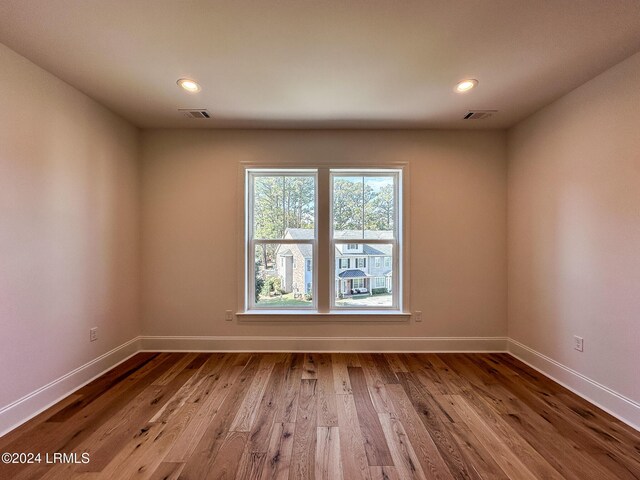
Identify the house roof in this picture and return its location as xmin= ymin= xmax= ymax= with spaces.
xmin=337 ymin=269 xmax=368 ymax=279
xmin=296 ymin=244 xmax=313 ymax=258
xmin=362 ymin=244 xmax=392 ymax=256
xmin=285 ymin=228 xmax=393 ymax=241
xmin=281 ymin=228 xmax=393 ymax=258
xmin=285 ymin=228 xmax=315 ymax=240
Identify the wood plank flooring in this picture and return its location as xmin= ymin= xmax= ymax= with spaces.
xmin=1 ymin=353 xmax=639 ymax=480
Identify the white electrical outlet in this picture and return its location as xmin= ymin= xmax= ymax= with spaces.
xmin=225 ymin=310 xmax=234 ymax=321
xmin=574 ymin=335 xmax=584 ymax=352
xmin=414 ymin=311 xmax=423 ymax=322
xmin=90 ymin=327 xmax=98 ymax=342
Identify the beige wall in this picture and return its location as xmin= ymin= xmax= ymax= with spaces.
xmin=508 ymin=52 xmax=640 ymax=403
xmin=0 ymin=44 xmax=140 ymax=408
xmin=140 ymin=129 xmax=507 ymax=338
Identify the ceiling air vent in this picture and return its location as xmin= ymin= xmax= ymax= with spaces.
xmin=463 ymin=110 xmax=497 ymax=120
xmin=179 ymin=109 xmax=211 ymax=119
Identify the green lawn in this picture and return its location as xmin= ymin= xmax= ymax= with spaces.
xmin=257 ymin=292 xmax=311 ymax=306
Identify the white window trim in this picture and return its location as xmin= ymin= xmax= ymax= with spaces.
xmin=239 ymin=162 xmax=410 ymax=318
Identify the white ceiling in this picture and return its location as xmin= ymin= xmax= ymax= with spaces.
xmin=1 ymin=0 xmax=640 ymax=129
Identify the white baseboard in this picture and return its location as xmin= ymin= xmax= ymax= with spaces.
xmin=4 ymin=335 xmax=637 ymax=438
xmin=0 ymin=336 xmax=141 ymax=437
xmin=507 ymin=338 xmax=640 ymax=431
xmin=138 ymin=335 xmax=508 ymax=353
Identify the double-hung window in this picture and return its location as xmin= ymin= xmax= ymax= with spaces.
xmin=331 ymin=170 xmax=400 ymax=310
xmin=246 ymin=167 xmax=402 ymax=313
xmin=247 ymin=170 xmax=317 ymax=309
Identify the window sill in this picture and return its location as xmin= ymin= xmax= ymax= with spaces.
xmin=236 ymin=310 xmax=411 ymax=322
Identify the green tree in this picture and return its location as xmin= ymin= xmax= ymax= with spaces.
xmin=368 ymin=184 xmax=394 ymax=230
xmin=254 ymin=262 xmax=265 ymax=303
xmin=333 ymin=178 xmax=363 ymax=231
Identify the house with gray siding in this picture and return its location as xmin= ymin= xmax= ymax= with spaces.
xmin=276 ymin=228 xmax=392 ymax=297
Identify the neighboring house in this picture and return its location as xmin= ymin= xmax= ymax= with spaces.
xmin=276 ymin=242 xmax=313 ymax=296
xmin=275 ymin=228 xmax=392 ymax=297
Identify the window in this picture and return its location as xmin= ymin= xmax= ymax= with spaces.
xmin=332 ymin=170 xmax=401 ymax=309
xmin=248 ymin=170 xmax=316 ymax=309
xmin=246 ymin=167 xmax=402 ymax=312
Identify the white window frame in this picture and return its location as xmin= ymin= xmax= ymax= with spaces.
xmin=242 ymin=165 xmax=406 ymax=316
xmin=330 ymin=169 xmax=402 ymax=311
xmin=246 ymin=169 xmax=318 ymax=311
xmin=375 ymin=257 xmax=381 ymax=268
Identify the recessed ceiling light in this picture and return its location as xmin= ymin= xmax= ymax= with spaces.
xmin=455 ymin=79 xmax=478 ymax=93
xmin=177 ymin=78 xmax=201 ymax=93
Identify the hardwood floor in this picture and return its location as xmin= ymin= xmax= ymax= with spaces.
xmin=1 ymin=352 xmax=639 ymax=479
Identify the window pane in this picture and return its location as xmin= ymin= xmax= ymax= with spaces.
xmin=253 ymin=175 xmax=315 ymax=239
xmin=255 ymin=243 xmax=313 ymax=307
xmin=335 ymin=243 xmax=393 ymax=308
xmin=333 ymin=175 xmax=395 ymax=240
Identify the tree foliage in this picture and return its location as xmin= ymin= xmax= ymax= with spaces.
xmin=332 ymin=177 xmax=394 ymax=232
xmin=254 ymin=176 xmax=315 ymax=239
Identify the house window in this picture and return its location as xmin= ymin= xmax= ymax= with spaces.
xmin=247 ymin=170 xmax=316 ymax=309
xmin=246 ymin=167 xmax=402 ymax=313
xmin=374 ymin=277 xmax=386 ymax=288
xmin=332 ymin=170 xmax=401 ymax=309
